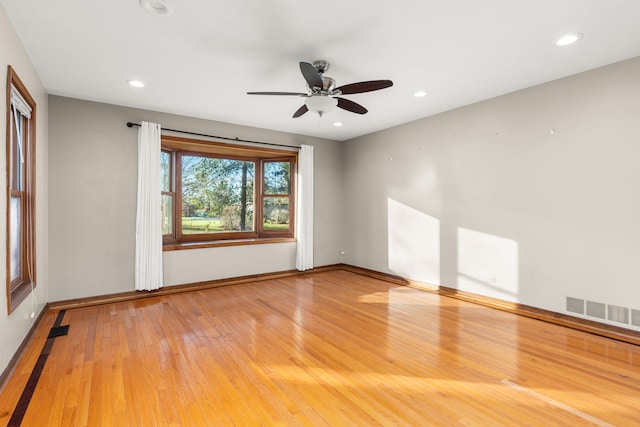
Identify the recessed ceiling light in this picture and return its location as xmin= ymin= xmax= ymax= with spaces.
xmin=556 ymin=33 xmax=582 ymax=46
xmin=127 ymin=80 xmax=145 ymax=88
xmin=140 ymin=0 xmax=173 ymax=16
xmin=414 ymin=91 xmax=427 ymax=98
xmin=333 ymin=122 xmax=343 ymax=127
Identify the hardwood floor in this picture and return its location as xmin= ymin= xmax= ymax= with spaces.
xmin=1 ymin=270 xmax=639 ymax=426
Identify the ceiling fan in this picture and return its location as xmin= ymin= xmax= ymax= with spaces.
xmin=247 ymin=60 xmax=393 ymax=118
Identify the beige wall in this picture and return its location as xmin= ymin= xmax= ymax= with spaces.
xmin=343 ymin=57 xmax=640 ymax=331
xmin=0 ymin=4 xmax=49 ymax=374
xmin=47 ymin=96 xmax=343 ymax=301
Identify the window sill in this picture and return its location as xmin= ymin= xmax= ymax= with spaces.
xmin=163 ymin=237 xmax=296 ymax=251
xmin=8 ymin=281 xmax=35 ymax=314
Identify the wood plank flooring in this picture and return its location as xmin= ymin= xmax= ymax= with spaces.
xmin=1 ymin=270 xmax=639 ymax=426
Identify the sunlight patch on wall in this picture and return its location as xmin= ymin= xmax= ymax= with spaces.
xmin=388 ymin=198 xmax=440 ymax=285
xmin=457 ymin=227 xmax=519 ymax=301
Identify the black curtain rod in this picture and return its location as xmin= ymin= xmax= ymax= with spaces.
xmin=126 ymin=122 xmax=300 ymax=150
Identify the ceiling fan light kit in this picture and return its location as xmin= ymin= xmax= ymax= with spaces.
xmin=247 ymin=60 xmax=393 ymax=118
xmin=305 ymin=96 xmax=338 ymax=117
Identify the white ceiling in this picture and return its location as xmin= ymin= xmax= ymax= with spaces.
xmin=3 ymin=0 xmax=640 ymax=141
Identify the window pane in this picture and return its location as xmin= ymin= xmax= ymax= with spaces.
xmin=181 ymin=155 xmax=254 ymax=234
xmin=160 ymin=151 xmax=170 ymax=192
xmin=162 ymin=194 xmax=173 ymax=235
xmin=263 ymin=196 xmax=290 ymax=231
xmin=10 ymin=196 xmax=21 ymax=281
xmin=11 ymin=113 xmax=24 ymax=191
xmin=264 ymin=161 xmax=290 ymax=194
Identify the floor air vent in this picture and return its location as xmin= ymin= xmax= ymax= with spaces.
xmin=607 ymin=305 xmax=629 ymax=324
xmin=48 ymin=325 xmax=70 ymax=338
xmin=569 ymin=297 xmax=639 ymax=328
xmin=632 ymin=310 xmax=640 ymax=327
xmin=566 ymin=297 xmax=584 ymax=314
xmin=586 ymin=301 xmax=606 ymax=319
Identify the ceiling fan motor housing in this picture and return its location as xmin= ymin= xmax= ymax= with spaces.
xmin=321 ymin=77 xmax=336 ymax=92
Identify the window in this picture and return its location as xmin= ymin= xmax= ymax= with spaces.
xmin=6 ymin=66 xmax=36 ymax=314
xmin=161 ymin=136 xmax=296 ymax=247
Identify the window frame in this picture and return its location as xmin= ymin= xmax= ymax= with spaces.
xmin=6 ymin=66 xmax=36 ymax=314
xmin=161 ymin=136 xmax=297 ymax=249
xmin=260 ymin=157 xmax=296 ymax=237
xmin=161 ymin=149 xmax=175 ymax=243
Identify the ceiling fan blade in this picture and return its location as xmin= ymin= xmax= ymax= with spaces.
xmin=336 ymin=97 xmax=368 ymax=114
xmin=247 ymin=91 xmax=307 ymax=96
xmin=299 ymin=62 xmax=323 ymax=89
xmin=335 ymin=80 xmax=393 ymax=95
xmin=293 ymin=104 xmax=308 ymax=118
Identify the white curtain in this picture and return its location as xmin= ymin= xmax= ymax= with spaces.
xmin=296 ymin=144 xmax=314 ymax=271
xmin=135 ymin=122 xmax=164 ymax=290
